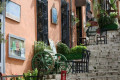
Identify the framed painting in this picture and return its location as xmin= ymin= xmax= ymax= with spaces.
xmin=52 ymin=8 xmax=58 ymax=24
xmin=6 ymin=1 xmax=21 ymax=22
xmin=9 ymin=34 xmax=25 ymax=60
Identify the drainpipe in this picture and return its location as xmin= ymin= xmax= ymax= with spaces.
xmin=70 ymin=0 xmax=73 ymax=47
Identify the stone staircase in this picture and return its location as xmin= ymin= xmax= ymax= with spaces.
xmin=44 ymin=75 xmax=56 ymax=80
xmin=45 ymin=29 xmax=120 ymax=80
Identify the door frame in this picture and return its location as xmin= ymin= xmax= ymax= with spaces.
xmin=76 ymin=7 xmax=82 ymax=45
xmin=0 ymin=0 xmax=6 ymax=73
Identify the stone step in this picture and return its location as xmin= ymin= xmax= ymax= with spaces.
xmin=44 ymin=75 xmax=56 ymax=79
xmin=45 ymin=79 xmax=56 ymax=80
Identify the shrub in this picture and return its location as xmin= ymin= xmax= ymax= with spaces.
xmin=56 ymin=42 xmax=87 ymax=60
xmin=102 ymin=23 xmax=118 ymax=30
xmin=70 ymin=45 xmax=87 ymax=54
xmin=56 ymin=42 xmax=70 ymax=55
xmin=34 ymin=41 xmax=51 ymax=54
xmin=10 ymin=68 xmax=38 ymax=80
xmin=65 ymin=45 xmax=87 ymax=60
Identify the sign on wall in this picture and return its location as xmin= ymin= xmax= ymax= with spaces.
xmin=52 ymin=8 xmax=58 ymax=24
xmin=9 ymin=34 xmax=25 ymax=60
xmin=6 ymin=1 xmax=21 ymax=22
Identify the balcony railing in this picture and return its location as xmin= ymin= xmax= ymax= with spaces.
xmin=80 ymin=27 xmax=107 ymax=46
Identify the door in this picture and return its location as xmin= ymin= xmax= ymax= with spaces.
xmin=37 ymin=0 xmax=48 ymax=44
xmin=76 ymin=7 xmax=82 ymax=45
xmin=61 ymin=0 xmax=69 ymax=47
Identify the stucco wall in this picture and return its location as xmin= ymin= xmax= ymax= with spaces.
xmin=4 ymin=0 xmax=92 ymax=75
xmin=48 ymin=0 xmax=61 ymax=45
xmin=71 ymin=0 xmax=77 ymax=47
xmin=5 ymin=0 xmax=37 ymax=75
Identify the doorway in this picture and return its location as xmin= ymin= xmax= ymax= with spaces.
xmin=76 ymin=7 xmax=82 ymax=45
xmin=61 ymin=0 xmax=69 ymax=47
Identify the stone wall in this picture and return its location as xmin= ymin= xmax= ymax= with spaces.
xmin=53 ymin=30 xmax=120 ymax=80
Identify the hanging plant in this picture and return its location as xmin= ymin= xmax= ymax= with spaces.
xmin=109 ymin=0 xmax=117 ymax=10
xmin=71 ymin=14 xmax=80 ymax=26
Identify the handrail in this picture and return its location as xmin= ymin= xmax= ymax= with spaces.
xmin=0 ymin=72 xmax=40 ymax=80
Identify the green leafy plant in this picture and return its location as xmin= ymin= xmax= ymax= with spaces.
xmin=86 ymin=22 xmax=91 ymax=27
xmin=57 ymin=42 xmax=87 ymax=60
xmin=98 ymin=9 xmax=118 ymax=31
xmin=110 ymin=12 xmax=118 ymax=18
xmin=34 ymin=41 xmax=51 ymax=54
xmin=64 ymin=45 xmax=87 ymax=60
xmin=23 ymin=68 xmax=38 ymax=80
xmin=109 ymin=0 xmax=117 ymax=10
xmin=70 ymin=45 xmax=87 ymax=54
xmin=10 ymin=68 xmax=38 ymax=80
xmin=72 ymin=14 xmax=80 ymax=26
xmin=57 ymin=42 xmax=70 ymax=55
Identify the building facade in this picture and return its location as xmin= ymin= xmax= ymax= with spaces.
xmin=0 ymin=0 xmax=93 ymax=75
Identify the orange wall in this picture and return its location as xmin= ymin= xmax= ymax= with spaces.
xmin=4 ymin=0 xmax=92 ymax=75
xmin=48 ymin=0 xmax=61 ymax=45
xmin=5 ymin=0 xmax=37 ymax=75
xmin=71 ymin=0 xmax=77 ymax=47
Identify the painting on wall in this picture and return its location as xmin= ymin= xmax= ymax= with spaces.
xmin=52 ymin=8 xmax=58 ymax=24
xmin=9 ymin=34 xmax=25 ymax=60
xmin=6 ymin=1 xmax=21 ymax=22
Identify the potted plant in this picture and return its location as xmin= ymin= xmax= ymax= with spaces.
xmin=110 ymin=12 xmax=118 ymax=18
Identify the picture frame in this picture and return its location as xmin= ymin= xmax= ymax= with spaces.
xmin=6 ymin=1 xmax=21 ymax=22
xmin=8 ymin=34 xmax=25 ymax=60
xmin=51 ymin=7 xmax=58 ymax=24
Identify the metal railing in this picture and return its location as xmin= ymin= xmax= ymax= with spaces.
xmin=0 ymin=73 xmax=43 ymax=80
xmin=66 ymin=50 xmax=91 ymax=73
xmin=80 ymin=30 xmax=107 ymax=46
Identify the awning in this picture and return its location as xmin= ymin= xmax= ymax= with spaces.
xmin=75 ymin=0 xmax=87 ymax=7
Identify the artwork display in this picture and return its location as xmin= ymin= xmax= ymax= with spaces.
xmin=6 ymin=1 xmax=21 ymax=22
xmin=9 ymin=34 xmax=25 ymax=60
xmin=52 ymin=8 xmax=57 ymax=24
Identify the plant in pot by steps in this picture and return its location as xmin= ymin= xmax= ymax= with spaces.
xmin=98 ymin=12 xmax=118 ymax=31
